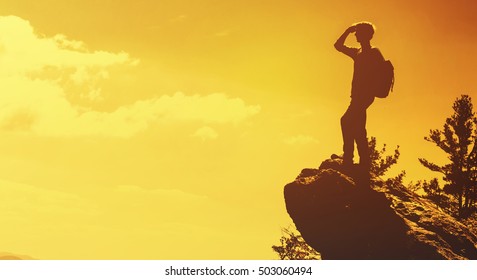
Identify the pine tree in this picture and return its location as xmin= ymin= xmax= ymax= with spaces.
xmin=419 ymin=95 xmax=477 ymax=217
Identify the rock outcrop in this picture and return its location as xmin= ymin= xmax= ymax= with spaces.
xmin=284 ymin=157 xmax=477 ymax=259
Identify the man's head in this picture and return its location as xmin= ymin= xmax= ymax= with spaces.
xmin=354 ymin=22 xmax=375 ymax=43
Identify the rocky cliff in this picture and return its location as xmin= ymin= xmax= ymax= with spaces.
xmin=284 ymin=157 xmax=477 ymax=259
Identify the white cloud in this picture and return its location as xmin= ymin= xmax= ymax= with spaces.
xmin=24 ymin=92 xmax=259 ymax=138
xmin=0 ymin=16 xmax=135 ymax=76
xmin=283 ymin=134 xmax=319 ymax=145
xmin=0 ymin=16 xmax=260 ymax=138
xmin=192 ymin=126 xmax=219 ymax=141
xmin=149 ymin=92 xmax=260 ymax=124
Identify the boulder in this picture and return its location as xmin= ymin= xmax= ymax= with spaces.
xmin=284 ymin=157 xmax=477 ymax=259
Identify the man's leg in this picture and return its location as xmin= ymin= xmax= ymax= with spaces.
xmin=355 ymin=108 xmax=370 ymax=167
xmin=354 ymin=96 xmax=374 ymax=169
xmin=341 ymin=105 xmax=355 ymax=165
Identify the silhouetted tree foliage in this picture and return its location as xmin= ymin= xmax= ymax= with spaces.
xmin=411 ymin=178 xmax=453 ymax=213
xmin=369 ymin=136 xmax=401 ymax=177
xmin=369 ymin=136 xmax=405 ymax=184
xmin=272 ymin=227 xmax=320 ymax=260
xmin=419 ymin=95 xmax=477 ymax=218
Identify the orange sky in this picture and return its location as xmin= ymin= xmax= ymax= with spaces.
xmin=0 ymin=0 xmax=476 ymax=259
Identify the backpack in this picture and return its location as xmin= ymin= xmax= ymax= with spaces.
xmin=374 ymin=60 xmax=394 ymax=98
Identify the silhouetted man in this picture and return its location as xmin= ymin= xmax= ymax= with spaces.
xmin=334 ymin=22 xmax=384 ymax=169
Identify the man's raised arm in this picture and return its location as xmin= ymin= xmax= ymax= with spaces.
xmin=334 ymin=26 xmax=358 ymax=59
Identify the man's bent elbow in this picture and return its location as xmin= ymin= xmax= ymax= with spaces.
xmin=334 ymin=42 xmax=343 ymax=51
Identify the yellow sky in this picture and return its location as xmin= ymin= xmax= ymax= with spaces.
xmin=0 ymin=0 xmax=477 ymax=259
